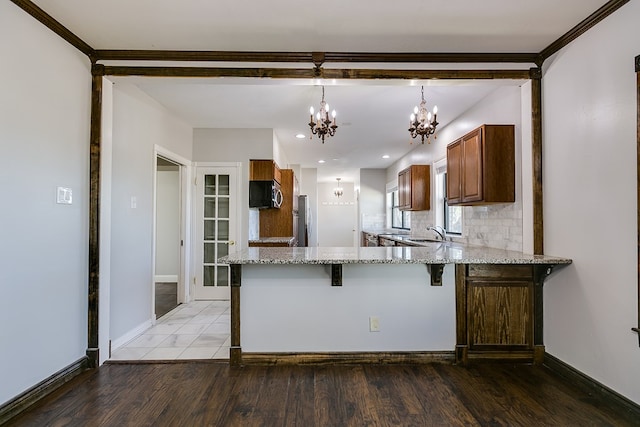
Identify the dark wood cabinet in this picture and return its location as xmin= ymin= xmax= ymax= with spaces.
xmin=259 ymin=169 xmax=296 ymax=241
xmin=378 ymin=236 xmax=397 ymax=247
xmin=446 ymin=125 xmax=515 ymax=206
xmin=446 ymin=140 xmax=463 ymax=204
xmin=398 ymin=165 xmax=430 ymax=211
xmin=456 ymin=264 xmax=537 ymax=364
xmin=250 ymin=159 xmax=281 ymax=183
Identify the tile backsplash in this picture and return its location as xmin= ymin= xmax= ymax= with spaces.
xmin=411 ymin=201 xmax=522 ymax=252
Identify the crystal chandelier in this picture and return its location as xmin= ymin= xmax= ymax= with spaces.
xmin=408 ymin=86 xmax=439 ymax=144
xmin=309 ymin=86 xmax=338 ymax=143
xmin=333 ymin=178 xmax=344 ymax=198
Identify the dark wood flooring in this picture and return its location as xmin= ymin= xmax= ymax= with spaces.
xmin=5 ymin=362 xmax=639 ymax=426
xmin=155 ymin=282 xmax=178 ymax=319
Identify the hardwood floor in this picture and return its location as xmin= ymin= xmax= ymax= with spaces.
xmin=5 ymin=362 xmax=639 ymax=426
xmin=155 ymin=282 xmax=178 ymax=319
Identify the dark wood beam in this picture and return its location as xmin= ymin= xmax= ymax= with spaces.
xmin=538 ymin=0 xmax=630 ymax=64
xmin=93 ymin=50 xmax=538 ymax=64
xmin=635 ymin=55 xmax=640 ymax=345
xmin=101 ymin=65 xmax=531 ymax=80
xmin=9 ymin=0 xmax=94 ymax=58
xmin=531 ymin=67 xmax=544 ymax=255
xmin=87 ymin=65 xmax=104 ymax=368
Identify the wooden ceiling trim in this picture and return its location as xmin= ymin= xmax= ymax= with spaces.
xmin=101 ymin=65 xmax=531 ymax=80
xmin=10 ymin=0 xmax=94 ymax=58
xmin=635 ymin=54 xmax=640 ymax=344
xmin=539 ymin=0 xmax=629 ymax=63
xmin=94 ymin=50 xmax=539 ymax=64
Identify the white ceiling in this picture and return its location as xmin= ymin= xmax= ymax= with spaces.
xmin=27 ymin=0 xmax=610 ymax=182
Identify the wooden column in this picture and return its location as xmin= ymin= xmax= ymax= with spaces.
xmin=230 ymin=264 xmax=242 ymax=366
xmin=87 ymin=64 xmax=104 ymax=368
xmin=454 ymin=264 xmax=468 ymax=365
xmin=635 ymin=55 xmax=640 ymax=345
xmin=531 ymin=67 xmax=544 ymax=255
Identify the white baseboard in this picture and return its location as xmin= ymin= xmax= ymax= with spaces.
xmin=110 ymin=318 xmax=154 ymax=352
xmin=155 ymin=275 xmax=178 ymax=283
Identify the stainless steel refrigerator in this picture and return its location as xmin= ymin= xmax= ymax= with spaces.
xmin=297 ymin=195 xmax=311 ymax=246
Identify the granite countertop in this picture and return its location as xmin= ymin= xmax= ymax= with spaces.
xmin=220 ymin=244 xmax=572 ymax=266
xmin=248 ymin=237 xmax=295 ymax=244
xmin=362 ymin=228 xmax=410 ymax=237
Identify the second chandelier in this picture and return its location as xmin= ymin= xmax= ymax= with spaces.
xmin=309 ymin=86 xmax=338 ymax=144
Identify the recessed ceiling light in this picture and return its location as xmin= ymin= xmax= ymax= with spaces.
xmin=318 ymin=160 xmax=325 ymax=164
xmin=295 ymin=133 xmax=305 ymax=139
xmin=382 ymin=155 xmax=390 ymax=159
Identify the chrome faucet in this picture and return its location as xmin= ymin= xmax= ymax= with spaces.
xmin=427 ymin=225 xmax=446 ymax=241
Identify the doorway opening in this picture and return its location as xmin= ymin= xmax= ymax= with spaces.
xmin=152 ymin=154 xmax=184 ymax=319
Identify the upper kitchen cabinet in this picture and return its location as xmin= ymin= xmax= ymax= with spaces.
xmin=446 ymin=125 xmax=515 ymax=206
xmin=250 ymin=159 xmax=281 ymax=183
xmin=398 ymin=165 xmax=430 ymax=211
xmin=260 ymin=169 xmax=297 ymax=239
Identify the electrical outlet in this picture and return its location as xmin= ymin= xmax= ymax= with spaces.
xmin=369 ymin=316 xmax=380 ymax=332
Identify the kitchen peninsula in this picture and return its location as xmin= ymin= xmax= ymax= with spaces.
xmin=221 ymin=244 xmax=571 ymax=367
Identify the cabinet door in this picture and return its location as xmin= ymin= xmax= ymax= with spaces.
xmin=398 ymin=169 xmax=409 ymax=209
xmin=462 ymin=129 xmax=483 ymax=203
xmin=467 ymin=282 xmax=532 ymax=349
xmin=446 ymin=140 xmax=462 ymax=204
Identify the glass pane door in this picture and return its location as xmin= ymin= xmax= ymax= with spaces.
xmin=195 ymin=168 xmax=236 ymax=300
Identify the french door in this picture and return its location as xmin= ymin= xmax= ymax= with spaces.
xmin=194 ymin=166 xmax=238 ymax=300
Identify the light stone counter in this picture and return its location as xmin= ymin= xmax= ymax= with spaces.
xmin=220 ymin=244 xmax=571 ymax=266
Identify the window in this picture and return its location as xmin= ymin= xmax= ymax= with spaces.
xmin=443 ymin=173 xmax=462 ymax=234
xmin=434 ymin=159 xmax=462 ymax=235
xmin=388 ymin=189 xmax=410 ymax=229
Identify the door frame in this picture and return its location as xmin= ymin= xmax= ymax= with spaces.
xmin=192 ymin=162 xmax=243 ymax=300
xmin=153 ymin=145 xmax=193 ymax=314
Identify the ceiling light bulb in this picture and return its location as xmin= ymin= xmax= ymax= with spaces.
xmin=309 ymin=106 xmax=314 ymax=115
xmin=382 ymin=155 xmax=390 ymax=159
xmin=410 ymin=113 xmax=415 ymax=121
xmin=414 ymin=106 xmax=419 ymax=115
xmin=325 ymin=103 xmax=329 ymax=112
xmin=295 ymin=133 xmax=305 ymax=139
xmin=331 ymin=110 xmax=336 ymax=118
xmin=433 ymin=105 xmax=438 ymax=114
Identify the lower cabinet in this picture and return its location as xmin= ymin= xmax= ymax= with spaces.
xmin=456 ymin=264 xmax=539 ymax=364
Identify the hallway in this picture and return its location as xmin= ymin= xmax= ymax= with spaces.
xmin=110 ymin=300 xmax=230 ymax=361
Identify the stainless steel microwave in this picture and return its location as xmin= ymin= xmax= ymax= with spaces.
xmin=249 ymin=180 xmax=283 ymax=209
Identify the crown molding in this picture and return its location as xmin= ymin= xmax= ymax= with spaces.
xmin=10 ymin=0 xmax=94 ymax=58
xmin=539 ymin=0 xmax=629 ymax=63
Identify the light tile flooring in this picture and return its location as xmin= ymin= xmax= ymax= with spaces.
xmin=110 ymin=300 xmax=230 ymax=361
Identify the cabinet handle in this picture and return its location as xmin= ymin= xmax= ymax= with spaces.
xmin=228 ymin=240 xmax=236 ymax=246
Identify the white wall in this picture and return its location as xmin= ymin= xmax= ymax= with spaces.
xmin=542 ymin=1 xmax=640 ymax=403
xmin=317 ymin=182 xmax=357 ymax=247
xmin=193 ymin=128 xmax=274 ymax=249
xmin=386 ymin=86 xmax=524 ymax=251
xmin=110 ymin=83 xmax=192 ymax=342
xmin=0 ymin=2 xmax=91 ymax=405
xmin=359 ymin=169 xmax=387 ymax=234
xmin=155 ymin=168 xmax=180 ymax=280
xmin=241 ymin=264 xmax=456 ymax=351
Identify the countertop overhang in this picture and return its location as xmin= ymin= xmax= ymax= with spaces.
xmin=220 ymin=245 xmax=572 ymax=266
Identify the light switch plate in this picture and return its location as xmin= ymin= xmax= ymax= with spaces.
xmin=56 ymin=187 xmax=72 ymax=204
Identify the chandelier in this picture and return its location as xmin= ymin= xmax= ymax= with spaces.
xmin=333 ymin=178 xmax=344 ymax=198
xmin=309 ymin=86 xmax=338 ymax=143
xmin=408 ymin=86 xmax=439 ymax=144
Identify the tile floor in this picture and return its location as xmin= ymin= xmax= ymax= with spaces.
xmin=110 ymin=300 xmax=230 ymax=361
